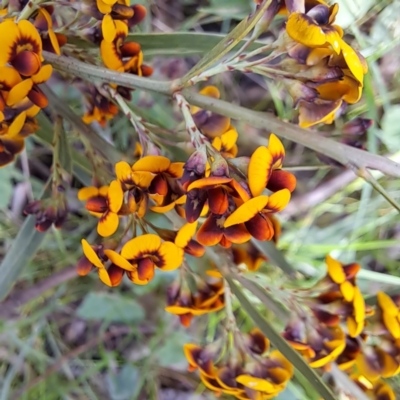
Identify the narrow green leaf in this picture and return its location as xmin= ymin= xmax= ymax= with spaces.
xmin=251 ymin=239 xmax=297 ymax=277
xmin=0 ymin=215 xmax=46 ymax=301
xmin=67 ymin=32 xmax=267 ymax=56
xmin=57 ymin=120 xmax=73 ymax=175
xmin=35 ymin=113 xmax=92 ymax=175
xmin=182 ymin=0 xmax=274 ymax=83
xmin=225 ymin=276 xmax=337 ymax=400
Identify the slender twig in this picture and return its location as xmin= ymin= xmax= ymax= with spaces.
xmin=42 ymin=52 xmax=400 ymax=178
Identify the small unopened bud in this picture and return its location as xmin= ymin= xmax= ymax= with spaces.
xmin=182 ymin=148 xmax=207 ymax=188
xmin=342 ymin=118 xmax=373 ymax=136
xmin=210 ymin=154 xmax=229 ymax=178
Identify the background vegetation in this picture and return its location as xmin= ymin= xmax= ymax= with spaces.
xmin=1 ymin=0 xmax=400 ymax=398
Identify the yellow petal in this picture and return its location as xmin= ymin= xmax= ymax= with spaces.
xmin=156 ymin=241 xmax=184 ymax=271
xmin=268 ymin=133 xmax=285 ymax=169
xmin=115 ymin=160 xmax=133 ymax=182
xmin=326 ymin=255 xmax=345 ymax=284
xmin=383 ymin=312 xmax=400 ymax=339
xmin=0 ymin=20 xmax=20 ymax=67
xmin=103 ymin=249 xmax=135 ymax=271
xmin=81 ymin=239 xmax=104 ymax=269
xmin=132 ymin=171 xmax=154 ymax=188
xmin=377 ymin=292 xmax=399 ymax=317
xmin=224 ymin=196 xmax=269 ymax=228
xmin=132 ymin=155 xmax=170 ymax=173
xmin=175 ymin=221 xmax=198 ymax=248
xmin=78 ymin=186 xmax=100 ymax=200
xmin=98 ymin=211 xmax=119 ymax=237
xmin=102 ymin=14 xmax=116 ymax=43
xmin=32 ymin=64 xmax=53 ymax=84
xmin=286 ymin=12 xmax=326 ymax=48
xmin=248 ymin=146 xmax=273 ymax=197
xmin=340 ymin=281 xmax=355 ymax=302
xmin=121 ymin=234 xmax=161 ymax=259
xmin=221 ymin=127 xmax=238 ymax=150
xmin=97 ymin=0 xmax=112 ymax=13
xmin=353 ymin=286 xmax=365 ymax=323
xmin=167 ymin=162 xmax=184 ymax=178
xmin=6 ymin=112 xmax=27 ymax=138
xmin=6 ymin=79 xmax=33 ymax=106
xmin=107 ymin=180 xmax=124 ymax=213
xmin=199 ymin=86 xmax=220 ymax=99
xmin=339 ymin=38 xmax=364 ymax=85
xmin=265 ymin=189 xmax=291 ymax=212
xmin=236 ymin=375 xmax=277 ymax=393
xmin=98 ymin=268 xmax=112 ymax=286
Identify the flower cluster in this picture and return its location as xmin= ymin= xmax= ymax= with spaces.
xmin=0 ymin=15 xmax=56 ymax=166
xmin=283 ymin=0 xmax=367 ymax=127
xmin=279 ymin=256 xmax=398 ymax=399
xmin=184 ymin=329 xmax=293 ymax=399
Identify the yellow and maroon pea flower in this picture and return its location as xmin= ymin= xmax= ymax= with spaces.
xmin=165 ymin=274 xmax=224 ymax=327
xmin=78 ymin=181 xmax=124 ymax=237
xmin=286 ymin=3 xmax=364 ymax=83
xmin=375 ymin=292 xmax=400 ymax=340
xmin=283 ymin=317 xmax=346 ymax=368
xmin=236 ymin=351 xmax=293 ymax=399
xmin=33 ymin=7 xmax=67 ymax=55
xmin=352 ymin=375 xmax=396 ymax=400
xmin=82 ymin=87 xmax=119 ymax=126
xmin=356 ymin=344 xmax=400 ymax=382
xmin=223 ymin=189 xmax=291 ymax=242
xmin=336 ymin=335 xmax=362 ymax=371
xmin=174 ymin=221 xmax=205 ymax=257
xmin=132 ymin=155 xmax=184 ymax=196
xmin=0 ymin=19 xmax=46 ymax=78
xmin=24 ymin=196 xmax=68 ymax=232
xmin=310 ymin=255 xmax=367 ymax=337
xmin=110 ymin=234 xmax=184 ymax=285
xmin=0 ymin=137 xmax=25 ymax=167
xmin=185 ymin=176 xmax=232 ymax=223
xmin=183 ymin=342 xmax=221 ymax=377
xmin=232 ymin=243 xmax=268 ymax=272
xmin=77 ymin=239 xmax=136 ymax=287
xmin=100 ymin=20 xmax=141 ymax=72
xmin=211 ymin=125 xmax=239 ymax=158
xmin=98 ymin=1 xmax=146 ymax=43
xmin=191 ymin=86 xmax=231 ymax=139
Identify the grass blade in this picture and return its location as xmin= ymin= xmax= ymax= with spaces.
xmin=251 ymin=239 xmax=297 ymax=277
xmin=0 ymin=215 xmax=46 ymax=301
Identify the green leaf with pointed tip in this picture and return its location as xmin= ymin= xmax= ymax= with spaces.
xmin=225 ymin=275 xmax=337 ymax=400
xmin=0 ymin=215 xmax=46 ymax=302
xmin=67 ymin=32 xmax=268 ymax=57
xmin=181 ymin=0 xmax=274 ymax=83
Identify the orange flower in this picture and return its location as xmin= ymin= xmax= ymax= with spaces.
xmin=77 ymin=239 xmax=135 ymax=287
xmin=78 ymin=181 xmax=124 ymax=237
xmin=110 ymin=234 xmax=184 ymax=285
xmin=283 ymin=317 xmax=346 ymax=368
xmin=0 ymin=20 xmax=43 ymax=77
xmin=33 ymin=7 xmax=66 ymax=55
xmin=81 ymin=86 xmax=119 ymax=126
xmin=100 ymin=20 xmax=141 ymax=72
xmin=165 ymin=275 xmax=224 ymax=327
xmin=191 ymin=86 xmax=231 ymax=138
xmin=132 ymin=155 xmax=184 ymax=196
